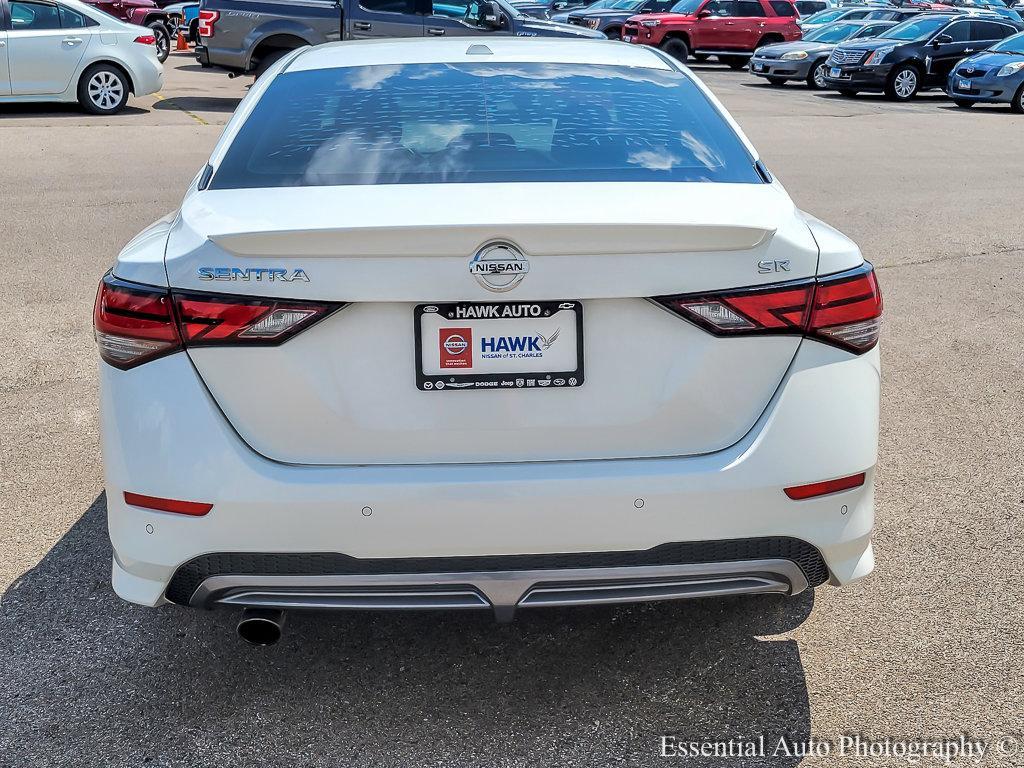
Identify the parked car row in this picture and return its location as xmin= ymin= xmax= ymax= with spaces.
xmin=748 ymin=8 xmax=1024 ymax=110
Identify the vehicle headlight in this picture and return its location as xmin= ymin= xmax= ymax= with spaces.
xmin=586 ymin=17 xmax=600 ymax=27
xmin=865 ymin=45 xmax=895 ymax=65
xmin=997 ymin=61 xmax=1024 ymax=77
xmin=781 ymin=50 xmax=809 ymax=60
xmin=640 ymin=19 xmax=660 ymax=26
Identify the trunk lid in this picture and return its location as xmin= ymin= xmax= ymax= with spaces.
xmin=165 ymin=182 xmax=818 ymax=465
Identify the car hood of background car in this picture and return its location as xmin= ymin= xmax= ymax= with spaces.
xmin=625 ymin=11 xmax=693 ymax=22
xmin=957 ymin=50 xmax=1024 ymax=69
xmin=574 ymin=8 xmax=638 ymax=17
xmin=758 ymin=40 xmax=837 ymax=55
xmin=831 ymin=37 xmax=901 ymax=52
xmin=521 ymin=17 xmax=607 ymax=34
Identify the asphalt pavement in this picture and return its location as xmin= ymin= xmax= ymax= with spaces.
xmin=0 ymin=52 xmax=1021 ymax=767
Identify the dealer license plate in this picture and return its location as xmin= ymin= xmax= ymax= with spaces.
xmin=415 ymin=301 xmax=584 ymax=391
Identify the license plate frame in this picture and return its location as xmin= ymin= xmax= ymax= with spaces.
xmin=415 ymin=301 xmax=585 ymax=392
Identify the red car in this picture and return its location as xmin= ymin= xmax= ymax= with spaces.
xmin=81 ymin=0 xmax=173 ymax=62
xmin=623 ymin=0 xmax=802 ymax=69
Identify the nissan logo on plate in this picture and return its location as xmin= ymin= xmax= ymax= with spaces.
xmin=469 ymin=242 xmax=530 ymax=292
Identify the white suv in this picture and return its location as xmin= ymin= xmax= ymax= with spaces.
xmin=95 ymin=38 xmax=881 ymax=644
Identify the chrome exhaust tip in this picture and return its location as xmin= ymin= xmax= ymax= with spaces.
xmin=236 ymin=608 xmax=286 ymax=646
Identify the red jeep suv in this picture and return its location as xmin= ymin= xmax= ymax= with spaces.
xmin=623 ymin=0 xmax=802 ymax=69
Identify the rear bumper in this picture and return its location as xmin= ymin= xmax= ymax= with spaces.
xmin=158 ymin=549 xmax=814 ymax=622
xmin=102 ymin=340 xmax=879 ymax=612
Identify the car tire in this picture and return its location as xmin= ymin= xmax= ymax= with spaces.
xmin=720 ymin=55 xmax=750 ymax=70
xmin=660 ymin=38 xmax=690 ymax=62
xmin=767 ymin=76 xmax=787 ymax=87
xmin=604 ymin=26 xmax=621 ymax=40
xmin=77 ymin=63 xmax=130 ymax=115
xmin=1011 ymin=82 xmax=1024 ymax=113
xmin=692 ymin=53 xmax=709 ymax=62
xmin=807 ymin=59 xmax=828 ymax=89
xmin=253 ymin=48 xmax=292 ymax=79
xmin=148 ymin=21 xmax=170 ymax=63
xmin=189 ymin=18 xmax=199 ymax=44
xmin=885 ymin=63 xmax=920 ymax=101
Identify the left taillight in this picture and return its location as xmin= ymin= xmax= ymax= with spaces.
xmin=94 ymin=275 xmax=181 ymax=369
xmin=94 ymin=274 xmax=341 ymax=370
xmin=653 ymin=262 xmax=883 ymax=354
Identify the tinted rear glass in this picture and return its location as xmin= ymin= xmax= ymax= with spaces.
xmin=212 ymin=63 xmax=759 ymax=189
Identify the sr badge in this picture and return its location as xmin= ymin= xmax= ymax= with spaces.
xmin=469 ymin=242 xmax=529 ymax=293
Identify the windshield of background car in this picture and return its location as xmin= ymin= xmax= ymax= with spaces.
xmin=804 ymin=21 xmax=861 ymax=40
xmin=989 ymin=29 xmax=1024 ymax=51
xmin=880 ymin=15 xmax=948 ymax=39
xmin=803 ymin=9 xmax=845 ymax=23
xmin=211 ymin=63 xmax=761 ymax=189
xmin=669 ymin=0 xmax=703 ymax=13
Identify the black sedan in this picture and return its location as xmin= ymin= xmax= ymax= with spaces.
xmin=823 ymin=12 xmax=1024 ymax=99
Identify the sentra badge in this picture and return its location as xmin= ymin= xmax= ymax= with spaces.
xmin=197 ymin=267 xmax=310 ymax=282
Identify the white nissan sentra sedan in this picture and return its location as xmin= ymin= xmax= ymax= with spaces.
xmin=95 ymin=38 xmax=881 ymax=644
xmin=0 ymin=0 xmax=162 ymax=114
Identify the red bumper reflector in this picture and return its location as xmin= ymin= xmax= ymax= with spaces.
xmin=123 ymin=492 xmax=213 ymax=516
xmin=784 ymin=472 xmax=866 ymax=500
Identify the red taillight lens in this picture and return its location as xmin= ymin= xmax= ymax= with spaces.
xmin=807 ymin=267 xmax=883 ymax=352
xmin=197 ymin=9 xmax=219 ymax=37
xmin=93 ymin=274 xmax=341 ymax=369
xmin=124 ymin=491 xmax=212 ymax=516
xmin=133 ymin=34 xmax=156 ymax=45
xmin=94 ymin=275 xmax=181 ymax=369
xmin=654 ymin=263 xmax=882 ymax=354
xmin=173 ymin=292 xmax=334 ymax=345
xmin=784 ymin=472 xmax=866 ymax=500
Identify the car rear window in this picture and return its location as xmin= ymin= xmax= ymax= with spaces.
xmin=210 ymin=62 xmax=761 ymax=189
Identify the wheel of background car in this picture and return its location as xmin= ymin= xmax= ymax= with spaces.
xmin=148 ymin=21 xmax=170 ymax=62
xmin=807 ymin=59 xmax=828 ymax=89
xmin=77 ymin=63 xmax=129 ymax=116
xmin=838 ymin=89 xmax=858 ymax=96
xmin=952 ymin=98 xmax=974 ymax=108
xmin=692 ymin=52 xmax=709 ymax=62
xmin=885 ymin=64 xmax=919 ymax=101
xmin=767 ymin=76 xmax=787 ymax=86
xmin=660 ymin=37 xmax=690 ymax=61
xmin=605 ymin=26 xmax=621 ymax=39
xmin=1012 ymin=82 xmax=1024 ymax=113
xmin=253 ymin=48 xmax=292 ymax=79
xmin=720 ymin=55 xmax=750 ymax=69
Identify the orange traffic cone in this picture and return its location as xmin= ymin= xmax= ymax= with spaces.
xmin=175 ymin=30 xmax=190 ymax=52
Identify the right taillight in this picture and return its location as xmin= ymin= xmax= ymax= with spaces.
xmin=653 ymin=263 xmax=882 ymax=354
xmin=93 ymin=274 xmax=342 ymax=370
xmin=197 ymin=9 xmax=219 ymax=38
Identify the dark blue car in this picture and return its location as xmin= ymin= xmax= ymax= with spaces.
xmin=948 ymin=29 xmax=1024 ymax=110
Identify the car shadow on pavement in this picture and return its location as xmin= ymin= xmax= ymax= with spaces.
xmin=0 ymin=104 xmax=149 ymax=118
xmin=0 ymin=494 xmax=814 ymax=767
xmin=154 ymin=96 xmax=242 ymax=114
